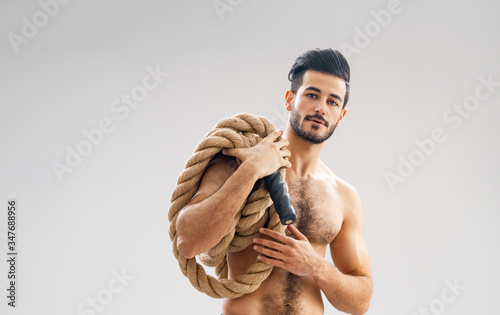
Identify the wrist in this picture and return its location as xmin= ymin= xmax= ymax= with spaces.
xmin=312 ymin=255 xmax=330 ymax=280
xmin=238 ymin=160 xmax=262 ymax=182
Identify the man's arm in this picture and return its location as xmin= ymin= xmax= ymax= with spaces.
xmin=315 ymin=185 xmax=372 ymax=314
xmin=253 ymin=185 xmax=372 ymax=315
xmin=176 ymin=155 xmax=259 ymax=258
xmin=176 ymin=130 xmax=291 ymax=258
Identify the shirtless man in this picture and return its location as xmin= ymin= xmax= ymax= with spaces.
xmin=176 ymin=48 xmax=373 ymax=315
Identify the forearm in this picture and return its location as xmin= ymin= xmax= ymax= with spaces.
xmin=176 ymin=162 xmax=259 ymax=258
xmin=313 ymin=258 xmax=372 ymax=315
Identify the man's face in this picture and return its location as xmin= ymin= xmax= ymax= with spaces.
xmin=287 ymin=70 xmax=347 ymax=144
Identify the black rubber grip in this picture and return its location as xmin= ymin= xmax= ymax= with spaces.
xmin=263 ymin=170 xmax=297 ymax=225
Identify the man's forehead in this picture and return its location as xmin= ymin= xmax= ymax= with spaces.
xmin=299 ymin=70 xmax=346 ymax=96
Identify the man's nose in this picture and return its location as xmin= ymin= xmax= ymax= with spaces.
xmin=314 ymin=99 xmax=327 ymax=115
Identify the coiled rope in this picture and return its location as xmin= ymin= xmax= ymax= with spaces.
xmin=168 ymin=113 xmax=287 ymax=298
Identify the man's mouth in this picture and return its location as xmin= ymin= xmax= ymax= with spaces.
xmin=307 ymin=118 xmax=326 ymax=126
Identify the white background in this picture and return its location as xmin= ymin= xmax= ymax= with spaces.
xmin=1 ymin=0 xmax=499 ymax=314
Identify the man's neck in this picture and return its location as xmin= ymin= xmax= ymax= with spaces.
xmin=283 ymin=123 xmax=324 ymax=179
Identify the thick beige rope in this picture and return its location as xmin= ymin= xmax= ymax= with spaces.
xmin=168 ymin=113 xmax=287 ymax=298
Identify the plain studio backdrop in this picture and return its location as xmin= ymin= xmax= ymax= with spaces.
xmin=1 ymin=0 xmax=499 ymax=314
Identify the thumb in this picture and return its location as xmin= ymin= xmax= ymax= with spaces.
xmin=222 ymin=147 xmax=241 ymax=158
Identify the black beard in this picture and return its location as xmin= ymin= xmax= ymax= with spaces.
xmin=289 ymin=108 xmax=338 ymax=144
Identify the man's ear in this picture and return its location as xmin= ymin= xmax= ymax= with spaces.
xmin=336 ymin=108 xmax=348 ymax=127
xmin=285 ymin=90 xmax=295 ymax=112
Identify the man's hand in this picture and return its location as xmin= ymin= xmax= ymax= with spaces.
xmin=222 ymin=130 xmax=291 ymax=179
xmin=253 ymin=225 xmax=324 ymax=277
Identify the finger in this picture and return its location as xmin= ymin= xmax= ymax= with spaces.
xmin=283 ymin=160 xmax=292 ymax=169
xmin=259 ymin=228 xmax=291 ymax=244
xmin=280 ymin=148 xmax=291 ymax=158
xmin=253 ymin=237 xmax=287 ymax=252
xmin=253 ymin=245 xmax=283 ymax=260
xmin=264 ymin=130 xmax=284 ymax=143
xmin=287 ymin=224 xmax=308 ymax=241
xmin=257 ymin=255 xmax=286 ymax=268
xmin=276 ymin=138 xmax=289 ymax=147
xmin=222 ymin=147 xmax=241 ymax=159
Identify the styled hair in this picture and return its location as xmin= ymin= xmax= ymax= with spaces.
xmin=288 ymin=48 xmax=350 ymax=108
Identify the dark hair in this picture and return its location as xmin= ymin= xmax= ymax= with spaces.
xmin=288 ymin=48 xmax=350 ymax=108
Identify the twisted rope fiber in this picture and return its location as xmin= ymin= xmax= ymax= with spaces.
xmin=168 ymin=113 xmax=288 ymax=298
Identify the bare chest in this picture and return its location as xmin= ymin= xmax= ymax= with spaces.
xmin=286 ymin=177 xmax=342 ymax=246
xmin=225 ymin=177 xmax=344 ymax=314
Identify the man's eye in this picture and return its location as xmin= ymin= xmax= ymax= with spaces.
xmin=328 ymin=100 xmax=338 ymax=106
xmin=306 ymin=94 xmax=317 ymax=98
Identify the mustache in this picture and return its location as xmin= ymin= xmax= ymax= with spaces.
xmin=305 ymin=114 xmax=328 ymax=127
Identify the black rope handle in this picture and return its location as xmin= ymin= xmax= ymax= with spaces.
xmin=263 ymin=170 xmax=296 ymax=225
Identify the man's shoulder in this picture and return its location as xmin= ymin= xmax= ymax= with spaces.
xmin=319 ymin=161 xmax=361 ymax=208
xmin=334 ymin=176 xmax=359 ymax=199
xmin=205 ymin=153 xmax=238 ymax=178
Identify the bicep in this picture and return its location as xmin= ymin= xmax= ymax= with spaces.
xmin=330 ymin=188 xmax=371 ymax=278
xmin=184 ymin=154 xmax=238 ymax=207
